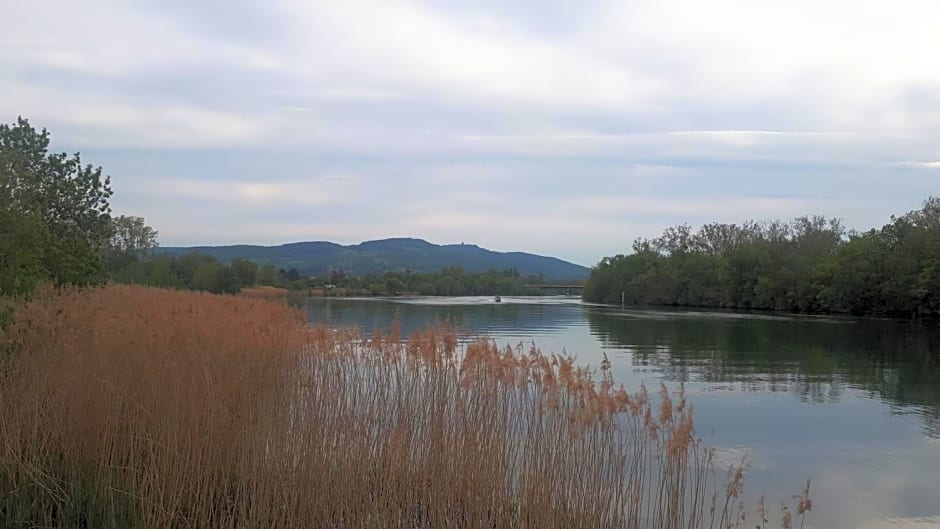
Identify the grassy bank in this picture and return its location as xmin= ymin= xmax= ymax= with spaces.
xmin=0 ymin=286 xmax=808 ymax=528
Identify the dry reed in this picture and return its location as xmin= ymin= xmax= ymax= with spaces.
xmin=0 ymin=285 xmax=809 ymax=528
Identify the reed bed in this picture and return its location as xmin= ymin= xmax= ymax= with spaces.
xmin=0 ymin=285 xmax=808 ymax=528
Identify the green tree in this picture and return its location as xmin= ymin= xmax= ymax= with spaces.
xmin=146 ymin=255 xmax=180 ymax=288
xmin=105 ymin=215 xmax=158 ymax=272
xmin=0 ymin=203 xmax=46 ymax=295
xmin=189 ymin=261 xmax=240 ymax=294
xmin=188 ymin=261 xmax=222 ymax=292
xmin=583 ymin=199 xmax=940 ymax=317
xmin=385 ymin=277 xmax=406 ymax=295
xmin=173 ymin=253 xmax=216 ymax=286
xmin=0 ymin=117 xmax=113 ymax=293
xmin=230 ymin=258 xmax=258 ymax=288
xmin=286 ymin=268 xmax=301 ymax=282
xmin=258 ymin=263 xmax=278 ymax=286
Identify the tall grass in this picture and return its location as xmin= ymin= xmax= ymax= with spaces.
xmin=0 ymin=285 xmax=808 ymax=528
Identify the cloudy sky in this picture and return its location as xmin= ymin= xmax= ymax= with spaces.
xmin=3 ymin=0 xmax=939 ymax=265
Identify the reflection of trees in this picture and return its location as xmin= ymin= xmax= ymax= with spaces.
xmin=307 ymin=298 xmax=585 ymax=341
xmin=922 ymin=409 xmax=940 ymax=438
xmin=627 ymin=346 xmax=846 ymax=404
xmin=308 ymin=299 xmax=940 ymax=437
xmin=587 ymin=307 xmax=940 ymax=430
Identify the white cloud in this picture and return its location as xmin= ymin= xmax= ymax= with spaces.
xmin=0 ymin=81 xmax=265 ymax=148
xmin=0 ymin=1 xmax=287 ymax=76
xmin=279 ymin=0 xmax=661 ymax=110
xmin=897 ymin=161 xmax=940 ymax=169
xmin=589 ymin=0 xmax=940 ymax=133
xmin=569 ymin=194 xmax=834 ymax=219
xmin=131 ymin=178 xmax=354 ymax=207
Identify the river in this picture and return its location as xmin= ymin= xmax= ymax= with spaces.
xmin=306 ymin=295 xmax=940 ymax=529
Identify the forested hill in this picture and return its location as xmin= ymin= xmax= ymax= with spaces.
xmin=159 ymin=238 xmax=589 ymax=280
xmin=583 ymin=197 xmax=940 ymax=317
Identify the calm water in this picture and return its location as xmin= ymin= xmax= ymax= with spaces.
xmin=306 ymin=296 xmax=940 ymax=529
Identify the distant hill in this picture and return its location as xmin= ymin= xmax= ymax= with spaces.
xmin=158 ymin=238 xmax=590 ymax=280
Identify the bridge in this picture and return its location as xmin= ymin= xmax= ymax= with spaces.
xmin=525 ymin=284 xmax=584 ymax=295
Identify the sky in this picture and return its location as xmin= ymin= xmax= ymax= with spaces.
xmin=2 ymin=0 xmax=939 ymax=266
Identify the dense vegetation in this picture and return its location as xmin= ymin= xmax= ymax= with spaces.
xmin=584 ymin=198 xmax=940 ymax=316
xmin=159 ymin=237 xmax=589 ymax=280
xmin=0 ymin=118 xmax=163 ymax=311
xmin=0 ymin=118 xmax=113 ymax=296
xmin=322 ymin=266 xmax=546 ymax=296
xmin=0 ymin=285 xmax=811 ymax=528
xmin=114 ymin=253 xmax=547 ymax=297
xmin=113 ymin=254 xmax=263 ymax=294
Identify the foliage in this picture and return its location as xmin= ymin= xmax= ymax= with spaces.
xmin=229 ymin=257 xmax=257 ymax=287
xmin=0 ymin=117 xmax=113 ymax=294
xmin=0 ymin=285 xmax=811 ymax=528
xmin=0 ymin=203 xmax=46 ymax=296
xmin=0 ymin=298 xmax=12 ymax=333
xmin=323 ymin=266 xmax=546 ymax=296
xmin=584 ymin=199 xmax=940 ymax=317
xmin=104 ymin=215 xmax=159 ymax=272
xmin=257 ymin=263 xmax=278 ymax=286
xmin=112 ymin=253 xmax=253 ymax=294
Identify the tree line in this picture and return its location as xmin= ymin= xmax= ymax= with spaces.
xmin=323 ymin=267 xmax=544 ymax=296
xmin=112 ymin=254 xmax=264 ymax=294
xmin=583 ymin=199 xmax=940 ymax=316
xmin=114 ymin=255 xmax=546 ymax=297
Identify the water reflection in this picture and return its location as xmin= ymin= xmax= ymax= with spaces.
xmin=309 ymin=297 xmax=940 ymax=420
xmin=584 ymin=306 xmax=940 ymax=436
xmin=309 ymin=296 xmax=588 ymax=339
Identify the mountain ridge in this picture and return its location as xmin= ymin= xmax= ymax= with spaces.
xmin=158 ymin=237 xmax=589 ymax=280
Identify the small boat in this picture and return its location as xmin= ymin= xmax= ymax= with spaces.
xmin=494 ymin=295 xmax=502 ymax=303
